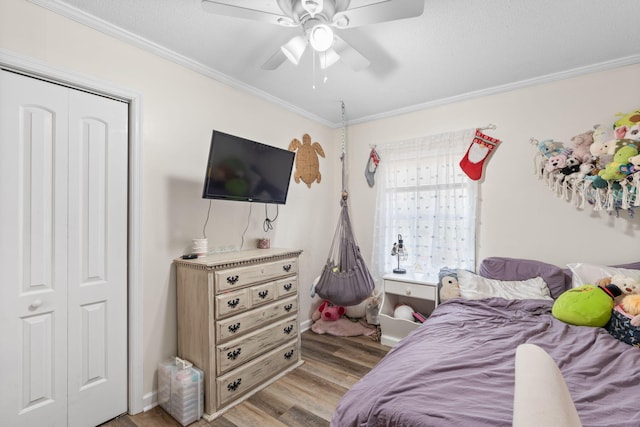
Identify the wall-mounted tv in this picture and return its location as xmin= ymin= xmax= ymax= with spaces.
xmin=202 ymin=130 xmax=295 ymax=204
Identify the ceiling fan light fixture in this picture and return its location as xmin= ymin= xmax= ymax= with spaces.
xmin=302 ymin=0 xmax=323 ymax=17
xmin=319 ymin=48 xmax=340 ymax=69
xmin=281 ymin=35 xmax=307 ymax=65
xmin=309 ymin=23 xmax=334 ymax=52
xmin=333 ymin=15 xmax=349 ymax=28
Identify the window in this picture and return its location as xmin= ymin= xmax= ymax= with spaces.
xmin=371 ymin=128 xmax=478 ymax=282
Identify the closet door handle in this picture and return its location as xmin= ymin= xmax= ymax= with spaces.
xmin=29 ymin=299 xmax=43 ymax=310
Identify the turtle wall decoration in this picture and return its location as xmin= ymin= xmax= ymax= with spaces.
xmin=288 ymin=133 xmax=325 ymax=188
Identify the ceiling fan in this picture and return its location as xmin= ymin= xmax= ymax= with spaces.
xmin=201 ymin=0 xmax=425 ymax=71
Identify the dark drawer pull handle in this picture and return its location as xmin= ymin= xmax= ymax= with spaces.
xmin=284 ymin=325 xmax=293 ymax=335
xmin=284 ymin=283 xmax=293 ymax=291
xmin=284 ymin=350 xmax=295 ymax=360
xmin=258 ymin=290 xmax=269 ymax=299
xmin=227 ymin=298 xmax=240 ymax=308
xmin=284 ymin=304 xmax=293 ymax=312
xmin=226 ymin=275 xmax=239 ymax=285
xmin=228 ymin=322 xmax=240 ymax=333
xmin=227 ymin=378 xmax=242 ymax=392
xmin=227 ymin=348 xmax=241 ymax=360
xmin=283 ymin=264 xmax=292 ymax=272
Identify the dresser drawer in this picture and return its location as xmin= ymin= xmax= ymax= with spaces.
xmin=216 ymin=295 xmax=298 ymax=342
xmin=385 ymin=279 xmax=436 ymax=301
xmin=216 ymin=340 xmax=298 ymax=408
xmin=216 ymin=316 xmax=298 ymax=375
xmin=215 ymin=258 xmax=298 ymax=293
xmin=276 ymin=277 xmax=298 ymax=298
xmin=250 ymin=281 xmax=276 ymax=306
xmin=215 ymin=289 xmax=249 ymax=319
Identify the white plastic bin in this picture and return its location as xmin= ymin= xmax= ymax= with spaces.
xmin=158 ymin=357 xmax=204 ymax=426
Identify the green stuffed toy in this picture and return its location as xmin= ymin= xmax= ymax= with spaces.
xmin=597 ymin=144 xmax=638 ymax=181
xmin=552 ymin=284 xmax=617 ymax=327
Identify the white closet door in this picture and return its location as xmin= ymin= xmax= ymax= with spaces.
xmin=66 ymin=88 xmax=128 ymax=426
xmin=0 ymin=70 xmax=128 ymax=427
xmin=0 ymin=71 xmax=70 ymax=427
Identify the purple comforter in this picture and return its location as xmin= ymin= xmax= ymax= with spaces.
xmin=332 ymin=298 xmax=640 ymax=427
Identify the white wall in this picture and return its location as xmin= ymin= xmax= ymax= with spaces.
xmin=348 ymin=64 xmax=640 ymax=270
xmin=1 ymin=0 xmax=338 ymax=407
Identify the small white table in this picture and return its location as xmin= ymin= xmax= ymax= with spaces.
xmin=379 ymin=272 xmax=438 ymax=347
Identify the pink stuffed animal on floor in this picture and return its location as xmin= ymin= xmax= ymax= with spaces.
xmin=313 ymin=300 xmax=346 ymax=321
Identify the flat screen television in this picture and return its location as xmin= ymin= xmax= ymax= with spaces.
xmin=202 ymin=130 xmax=295 ymax=204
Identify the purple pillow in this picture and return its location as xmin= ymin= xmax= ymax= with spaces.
xmin=613 ymin=262 xmax=640 ymax=270
xmin=479 ymin=257 xmax=568 ymax=299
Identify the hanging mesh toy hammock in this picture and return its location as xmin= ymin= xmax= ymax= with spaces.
xmin=312 ymin=102 xmax=375 ymax=307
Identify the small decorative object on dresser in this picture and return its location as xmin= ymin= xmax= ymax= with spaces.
xmin=174 ymin=248 xmax=302 ymax=420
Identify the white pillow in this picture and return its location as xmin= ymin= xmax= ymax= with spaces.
xmin=567 ymin=263 xmax=640 ymax=287
xmin=457 ymin=269 xmax=553 ymax=300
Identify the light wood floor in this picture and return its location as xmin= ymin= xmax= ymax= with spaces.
xmin=101 ymin=330 xmax=388 ymax=427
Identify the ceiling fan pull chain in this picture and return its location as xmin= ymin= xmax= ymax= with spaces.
xmin=312 ymin=51 xmax=317 ymax=89
xmin=322 ymin=51 xmax=328 ymax=83
xmin=341 ymin=100 xmax=347 ymax=194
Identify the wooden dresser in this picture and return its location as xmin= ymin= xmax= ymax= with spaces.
xmin=174 ymin=248 xmax=303 ymax=420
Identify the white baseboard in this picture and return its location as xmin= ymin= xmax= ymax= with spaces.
xmin=142 ymin=391 xmax=158 ymax=412
xmin=300 ymin=318 xmax=313 ymax=332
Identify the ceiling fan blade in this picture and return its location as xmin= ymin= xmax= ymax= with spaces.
xmin=276 ymin=0 xmax=295 ymax=18
xmin=333 ymin=0 xmax=424 ymax=28
xmin=261 ymin=49 xmax=288 ymax=70
xmin=333 ymin=36 xmax=370 ymax=71
xmin=201 ymin=0 xmax=292 ymax=26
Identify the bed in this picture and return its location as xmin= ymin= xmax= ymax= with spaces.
xmin=331 ymin=257 xmax=640 ymax=427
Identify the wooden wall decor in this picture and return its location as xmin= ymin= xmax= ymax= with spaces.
xmin=288 ymin=133 xmax=325 ymax=188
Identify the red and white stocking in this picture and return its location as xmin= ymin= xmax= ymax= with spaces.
xmin=459 ymin=129 xmax=501 ymax=180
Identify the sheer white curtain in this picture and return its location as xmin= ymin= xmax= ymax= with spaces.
xmin=371 ymin=128 xmax=478 ymax=282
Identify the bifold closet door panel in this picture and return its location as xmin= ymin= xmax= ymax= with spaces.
xmin=0 ymin=70 xmax=70 ymax=427
xmin=66 ymin=88 xmax=128 ymax=427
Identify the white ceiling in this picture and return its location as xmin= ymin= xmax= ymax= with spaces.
xmin=33 ymin=0 xmax=640 ymax=126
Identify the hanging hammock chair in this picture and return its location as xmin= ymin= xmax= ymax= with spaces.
xmin=312 ymin=102 xmax=375 ymax=307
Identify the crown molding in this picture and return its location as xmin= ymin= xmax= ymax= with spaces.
xmin=26 ymin=1 xmax=640 ymax=128
xmin=350 ymin=54 xmax=640 ymax=126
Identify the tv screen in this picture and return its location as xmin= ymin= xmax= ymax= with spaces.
xmin=202 ymin=130 xmax=295 ymax=204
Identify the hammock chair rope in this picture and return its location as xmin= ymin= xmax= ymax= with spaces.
xmin=312 ymin=101 xmax=376 ymax=307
